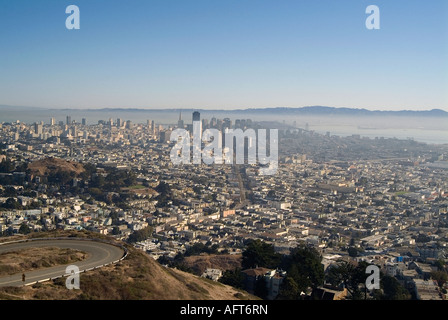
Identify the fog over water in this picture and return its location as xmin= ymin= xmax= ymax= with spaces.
xmin=1 ymin=107 xmax=447 ymax=145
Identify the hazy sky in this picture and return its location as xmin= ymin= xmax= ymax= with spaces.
xmin=0 ymin=0 xmax=447 ymax=111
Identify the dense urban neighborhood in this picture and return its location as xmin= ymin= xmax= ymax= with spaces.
xmin=0 ymin=113 xmax=447 ymax=300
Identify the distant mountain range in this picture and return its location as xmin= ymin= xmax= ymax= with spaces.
xmin=241 ymin=106 xmax=448 ymax=117
xmin=1 ymin=105 xmax=447 ymax=116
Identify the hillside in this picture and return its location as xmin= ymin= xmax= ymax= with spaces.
xmin=0 ymin=246 xmax=87 ymax=277
xmin=27 ymin=157 xmax=85 ymax=177
xmin=0 ymin=231 xmax=256 ymax=300
xmin=183 ymin=254 xmax=243 ymax=276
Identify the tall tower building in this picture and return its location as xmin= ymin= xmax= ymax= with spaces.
xmin=34 ymin=123 xmax=43 ymax=135
xmin=178 ymin=111 xmax=184 ymax=129
xmin=82 ymin=118 xmax=87 ymax=126
xmin=66 ymin=115 xmax=71 ymax=125
xmin=192 ymin=111 xmax=200 ymax=122
xmin=50 ymin=117 xmax=55 ymax=126
xmin=235 ymin=119 xmax=241 ymax=129
xmin=223 ymin=118 xmax=231 ymax=130
xmin=192 ymin=111 xmax=202 ymax=164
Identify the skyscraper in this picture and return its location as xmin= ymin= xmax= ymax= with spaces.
xmin=34 ymin=123 xmax=42 ymax=135
xmin=223 ymin=118 xmax=231 ymax=130
xmin=66 ymin=115 xmax=71 ymax=125
xmin=82 ymin=118 xmax=87 ymax=126
xmin=192 ymin=111 xmax=200 ymax=122
xmin=192 ymin=111 xmax=202 ymax=164
xmin=178 ymin=111 xmax=184 ymax=129
xmin=50 ymin=117 xmax=55 ymax=126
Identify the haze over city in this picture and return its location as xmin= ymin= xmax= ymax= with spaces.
xmin=1 ymin=0 xmax=448 ymax=308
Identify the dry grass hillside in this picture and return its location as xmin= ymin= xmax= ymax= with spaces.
xmin=27 ymin=157 xmax=85 ymax=176
xmin=0 ymin=231 xmax=257 ymax=300
xmin=0 ymin=247 xmax=87 ymax=277
xmin=183 ymin=254 xmax=243 ymax=276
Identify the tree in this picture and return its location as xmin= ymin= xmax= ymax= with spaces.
xmin=192 ymin=185 xmax=202 ymax=194
xmin=1 ymin=228 xmax=14 ymax=237
xmin=435 ymin=259 xmax=446 ymax=272
xmin=2 ymin=197 xmax=22 ymax=209
xmin=127 ymin=226 xmax=153 ymax=243
xmin=277 ymin=277 xmax=300 ymax=300
xmin=155 ymin=181 xmax=172 ymax=208
xmin=242 ymin=239 xmax=281 ymax=270
xmin=267 ymin=190 xmax=276 ymax=199
xmin=109 ymin=211 xmax=119 ymax=225
xmin=430 ymin=271 xmax=448 ymax=287
xmin=280 ymin=244 xmax=325 ymax=296
xmin=47 ymin=170 xmax=72 ymax=185
xmin=80 ymin=162 xmax=97 ymax=180
xmin=327 ymin=260 xmax=371 ymax=300
xmin=0 ymin=158 xmax=14 ymax=173
xmin=111 ymin=226 xmax=120 ymax=235
xmin=348 ymin=247 xmax=359 ymax=257
xmin=3 ymin=187 xmax=17 ymax=197
xmin=90 ymin=174 xmax=105 ymax=188
xmin=183 ymin=243 xmax=218 ymax=257
xmin=415 ymin=234 xmax=431 ymax=243
xmin=19 ymin=222 xmax=31 ymax=234
xmin=381 ymin=276 xmax=411 ymax=300
xmin=219 ymin=268 xmax=244 ymax=289
xmin=88 ymin=188 xmax=104 ymax=201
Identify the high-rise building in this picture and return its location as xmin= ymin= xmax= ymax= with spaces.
xmin=192 ymin=111 xmax=200 ymax=122
xmin=66 ymin=115 xmax=71 ymax=125
xmin=223 ymin=118 xmax=231 ymax=130
xmin=192 ymin=112 xmax=202 ymax=163
xmin=159 ymin=129 xmax=172 ymax=143
xmin=82 ymin=118 xmax=87 ymax=126
xmin=50 ymin=117 xmax=55 ymax=126
xmin=202 ymin=118 xmax=209 ymax=129
xmin=34 ymin=123 xmax=43 ymax=135
xmin=178 ymin=111 xmax=184 ymax=129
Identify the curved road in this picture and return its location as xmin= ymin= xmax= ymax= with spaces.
xmin=0 ymin=239 xmax=125 ymax=287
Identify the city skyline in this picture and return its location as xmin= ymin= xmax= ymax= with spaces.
xmin=0 ymin=0 xmax=447 ymax=111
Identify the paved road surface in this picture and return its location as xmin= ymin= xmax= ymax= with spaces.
xmin=0 ymin=239 xmax=125 ymax=287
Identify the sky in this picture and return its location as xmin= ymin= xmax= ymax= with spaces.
xmin=0 ymin=0 xmax=447 ymax=111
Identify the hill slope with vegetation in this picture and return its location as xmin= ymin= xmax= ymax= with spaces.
xmin=0 ymin=230 xmax=256 ymax=300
